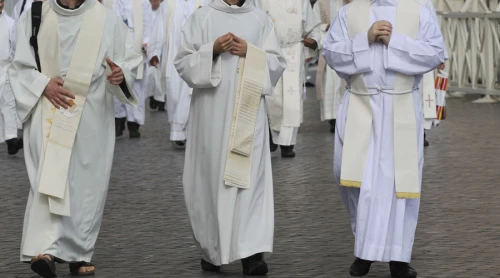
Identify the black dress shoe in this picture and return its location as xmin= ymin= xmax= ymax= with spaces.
xmin=149 ymin=97 xmax=158 ymax=109
xmin=329 ymin=119 xmax=336 ymax=134
xmin=200 ymin=259 xmax=220 ymax=272
xmin=157 ymin=101 xmax=166 ymax=112
xmin=349 ymin=258 xmax=373 ymax=277
xmin=127 ymin=122 xmax=141 ymax=139
xmin=115 ymin=118 xmax=126 ymax=137
xmin=6 ymin=138 xmax=23 ymax=155
xmin=280 ymin=145 xmax=295 ymax=158
xmin=389 ymin=261 xmax=417 ymax=278
xmin=241 ymin=253 xmax=268 ymax=275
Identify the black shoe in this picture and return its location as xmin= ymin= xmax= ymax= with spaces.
xmin=389 ymin=261 xmax=417 ymax=278
xmin=241 ymin=253 xmax=268 ymax=276
xmin=149 ymin=97 xmax=158 ymax=109
xmin=349 ymin=258 xmax=373 ymax=277
xmin=6 ymin=138 xmax=23 ymax=155
xmin=127 ymin=122 xmax=141 ymax=139
xmin=280 ymin=145 xmax=295 ymax=158
xmin=329 ymin=119 xmax=336 ymax=134
xmin=200 ymin=259 xmax=220 ymax=272
xmin=115 ymin=118 xmax=126 ymax=137
xmin=173 ymin=140 xmax=186 ymax=149
xmin=424 ymin=131 xmax=429 ymax=147
xmin=157 ymin=101 xmax=166 ymax=112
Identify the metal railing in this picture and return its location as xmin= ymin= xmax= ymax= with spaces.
xmin=436 ymin=0 xmax=500 ymax=102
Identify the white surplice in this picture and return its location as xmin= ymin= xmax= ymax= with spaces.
xmin=0 ymin=13 xmax=17 ymax=143
xmin=12 ymin=0 xmax=34 ymax=21
xmin=255 ymin=0 xmax=321 ymax=146
xmin=9 ymin=0 xmax=142 ymax=262
xmin=323 ymin=0 xmax=445 ymax=262
xmin=112 ymin=0 xmax=152 ymax=125
xmin=148 ymin=0 xmax=208 ymax=141
xmin=174 ymin=0 xmax=286 ymax=265
xmin=315 ymin=0 xmax=344 ymax=122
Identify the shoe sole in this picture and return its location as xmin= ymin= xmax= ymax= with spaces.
xmin=244 ymin=262 xmax=268 ymax=276
xmin=31 ymin=259 xmax=57 ymax=278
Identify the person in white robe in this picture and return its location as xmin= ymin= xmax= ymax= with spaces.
xmin=148 ymin=0 xmax=209 ymax=148
xmin=0 ymin=4 xmax=23 ymax=155
xmin=11 ymin=0 xmax=34 ymax=21
xmin=254 ymin=0 xmax=321 ymax=158
xmin=145 ymin=0 xmax=165 ymax=112
xmin=174 ymin=0 xmax=286 ymax=275
xmin=9 ymin=0 xmax=142 ymax=276
xmin=112 ymin=0 xmax=152 ymax=138
xmin=421 ymin=0 xmax=447 ymax=147
xmin=314 ymin=0 xmax=347 ymax=133
xmin=323 ymin=0 xmax=445 ymax=277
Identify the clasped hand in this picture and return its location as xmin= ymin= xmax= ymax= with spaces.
xmin=213 ymin=33 xmax=248 ymax=57
xmin=368 ymin=20 xmax=392 ymax=46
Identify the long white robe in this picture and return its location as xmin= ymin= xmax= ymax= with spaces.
xmin=315 ymin=0 xmax=343 ymax=121
xmin=148 ymin=0 xmax=208 ymax=141
xmin=9 ymin=0 xmax=142 ymax=262
xmin=0 ymin=13 xmax=17 ymax=143
xmin=255 ymin=0 xmax=321 ymax=146
xmin=146 ymin=7 xmax=161 ymax=99
xmin=323 ymin=1 xmax=445 ymax=263
xmin=11 ymin=0 xmax=34 ymax=21
xmin=112 ymin=0 xmax=152 ymax=125
xmin=174 ymin=0 xmax=286 ymax=265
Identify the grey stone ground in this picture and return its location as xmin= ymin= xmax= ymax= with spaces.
xmin=1 ymin=91 xmax=499 ymax=278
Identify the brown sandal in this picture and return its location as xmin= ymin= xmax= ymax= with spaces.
xmin=31 ymin=254 xmax=57 ymax=278
xmin=69 ymin=261 xmax=95 ymax=276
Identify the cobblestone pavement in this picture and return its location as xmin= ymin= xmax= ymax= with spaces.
xmin=1 ymin=91 xmax=499 ymax=278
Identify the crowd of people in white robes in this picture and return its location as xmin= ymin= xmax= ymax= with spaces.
xmin=1 ymin=0 xmax=447 ymax=277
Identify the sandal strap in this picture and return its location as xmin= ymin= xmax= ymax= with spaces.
xmin=69 ymin=261 xmax=95 ymax=273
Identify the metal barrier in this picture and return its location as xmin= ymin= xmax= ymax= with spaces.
xmin=436 ymin=0 xmax=500 ymax=103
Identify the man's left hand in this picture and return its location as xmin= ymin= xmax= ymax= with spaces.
xmin=437 ymin=63 xmax=445 ymax=71
xmin=302 ymin=38 xmax=318 ymax=50
xmin=106 ymin=58 xmax=125 ymax=85
xmin=230 ymin=33 xmax=248 ymax=57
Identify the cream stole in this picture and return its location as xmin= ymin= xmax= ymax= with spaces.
xmin=422 ymin=72 xmax=437 ymax=123
xmin=224 ymin=45 xmax=267 ymax=189
xmin=36 ymin=2 xmax=107 ymax=216
xmin=263 ymin=0 xmax=302 ymax=130
xmin=159 ymin=0 xmax=203 ymax=93
xmin=341 ymin=0 xmax=421 ymax=199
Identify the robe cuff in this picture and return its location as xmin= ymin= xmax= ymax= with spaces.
xmin=352 ymin=32 xmax=373 ymax=73
xmin=18 ymin=74 xmax=50 ymax=122
xmin=106 ymin=62 xmax=138 ymax=107
xmin=198 ymin=42 xmax=221 ymax=88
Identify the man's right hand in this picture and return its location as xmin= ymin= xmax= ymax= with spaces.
xmin=213 ymin=33 xmax=234 ymax=54
xmin=150 ymin=56 xmax=160 ymax=68
xmin=368 ymin=20 xmax=392 ymax=44
xmin=43 ymin=77 xmax=76 ymax=109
